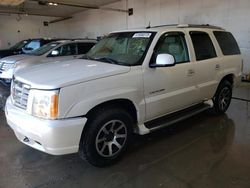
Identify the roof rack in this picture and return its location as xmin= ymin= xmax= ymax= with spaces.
xmin=146 ymin=24 xmax=178 ymax=29
xmin=177 ymin=24 xmax=224 ymax=30
xmin=146 ymin=24 xmax=224 ymax=30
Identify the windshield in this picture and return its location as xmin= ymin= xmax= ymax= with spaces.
xmin=10 ymin=40 xmax=29 ymax=50
xmin=28 ymin=42 xmax=60 ymax=56
xmin=86 ymin=32 xmax=155 ymax=66
xmin=24 ymin=40 xmax=41 ymax=52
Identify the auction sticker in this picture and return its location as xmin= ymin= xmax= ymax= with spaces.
xmin=133 ymin=33 xmax=152 ymax=38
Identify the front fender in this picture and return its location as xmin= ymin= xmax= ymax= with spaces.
xmin=66 ymin=88 xmax=142 ymax=120
xmin=58 ymin=68 xmax=145 ymax=124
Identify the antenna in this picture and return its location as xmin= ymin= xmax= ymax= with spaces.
xmin=146 ymin=22 xmax=151 ymax=29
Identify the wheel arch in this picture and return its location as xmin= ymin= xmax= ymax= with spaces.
xmin=214 ymin=73 xmax=235 ymax=97
xmin=85 ymin=98 xmax=138 ymax=131
xmin=220 ymin=74 xmax=235 ymax=85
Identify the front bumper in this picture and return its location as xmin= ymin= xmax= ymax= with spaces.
xmin=5 ymin=97 xmax=87 ymax=155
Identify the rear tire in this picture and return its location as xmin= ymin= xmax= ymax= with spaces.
xmin=79 ymin=107 xmax=133 ymax=167
xmin=209 ymin=80 xmax=232 ymax=115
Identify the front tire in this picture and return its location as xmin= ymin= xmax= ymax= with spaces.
xmin=209 ymin=80 xmax=232 ymax=115
xmin=79 ymin=107 xmax=133 ymax=167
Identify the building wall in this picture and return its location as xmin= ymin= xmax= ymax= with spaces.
xmin=0 ymin=14 xmax=69 ymax=49
xmin=65 ymin=1 xmax=128 ymax=39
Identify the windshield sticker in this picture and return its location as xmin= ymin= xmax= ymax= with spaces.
xmin=133 ymin=33 xmax=152 ymax=38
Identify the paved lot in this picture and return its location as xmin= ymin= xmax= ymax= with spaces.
xmin=0 ymin=84 xmax=250 ymax=188
xmin=0 ymin=83 xmax=9 ymax=110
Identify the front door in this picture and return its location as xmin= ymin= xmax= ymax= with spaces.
xmin=144 ymin=32 xmax=199 ymax=121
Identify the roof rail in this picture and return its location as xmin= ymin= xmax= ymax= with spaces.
xmin=146 ymin=24 xmax=179 ymax=29
xmin=146 ymin=24 xmax=224 ymax=30
xmin=177 ymin=24 xmax=224 ymax=30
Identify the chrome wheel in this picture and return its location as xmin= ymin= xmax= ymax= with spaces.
xmin=218 ymin=87 xmax=231 ymax=111
xmin=95 ymin=120 xmax=127 ymax=157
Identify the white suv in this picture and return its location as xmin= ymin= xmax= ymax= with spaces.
xmin=5 ymin=24 xmax=242 ymax=167
xmin=0 ymin=39 xmax=96 ymax=83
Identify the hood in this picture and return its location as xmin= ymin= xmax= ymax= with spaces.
xmin=0 ymin=54 xmax=34 ymax=64
xmin=15 ymin=59 xmax=131 ymax=89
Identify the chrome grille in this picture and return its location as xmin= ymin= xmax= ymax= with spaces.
xmin=11 ymin=79 xmax=30 ymax=110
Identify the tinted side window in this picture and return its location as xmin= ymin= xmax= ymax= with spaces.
xmin=42 ymin=40 xmax=52 ymax=46
xmin=190 ymin=32 xmax=217 ymax=61
xmin=213 ymin=31 xmax=241 ymax=55
xmin=154 ymin=33 xmax=189 ymax=64
xmin=56 ymin=43 xmax=77 ymax=56
xmin=77 ymin=43 xmax=95 ymax=54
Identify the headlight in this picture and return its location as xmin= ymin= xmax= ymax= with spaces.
xmin=31 ymin=90 xmax=59 ymax=119
xmin=13 ymin=63 xmax=18 ymax=68
xmin=2 ymin=63 xmax=15 ymax=70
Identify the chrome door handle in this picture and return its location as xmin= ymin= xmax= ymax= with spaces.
xmin=215 ymin=64 xmax=220 ymax=70
xmin=187 ymin=69 xmax=195 ymax=76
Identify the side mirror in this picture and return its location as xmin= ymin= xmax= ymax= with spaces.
xmin=51 ymin=50 xmax=59 ymax=56
xmin=150 ymin=54 xmax=175 ymax=68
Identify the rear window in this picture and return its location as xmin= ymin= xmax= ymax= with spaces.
xmin=213 ymin=31 xmax=241 ymax=55
xmin=190 ymin=32 xmax=217 ymax=61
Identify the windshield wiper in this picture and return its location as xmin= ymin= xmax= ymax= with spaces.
xmin=94 ymin=57 xmax=120 ymax=65
xmin=81 ymin=55 xmax=94 ymax=60
xmin=82 ymin=55 xmax=127 ymax=66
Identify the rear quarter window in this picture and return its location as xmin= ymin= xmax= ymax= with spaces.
xmin=213 ymin=31 xmax=241 ymax=55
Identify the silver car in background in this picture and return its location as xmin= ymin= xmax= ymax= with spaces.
xmin=0 ymin=39 xmax=96 ymax=83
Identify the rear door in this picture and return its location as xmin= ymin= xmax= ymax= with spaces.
xmin=189 ymin=31 xmax=219 ymax=101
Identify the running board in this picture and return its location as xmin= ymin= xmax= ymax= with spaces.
xmin=145 ymin=103 xmax=211 ymax=132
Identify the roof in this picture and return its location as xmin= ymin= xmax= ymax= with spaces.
xmin=55 ymin=39 xmax=97 ymax=44
xmin=112 ymin=24 xmax=226 ymax=33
